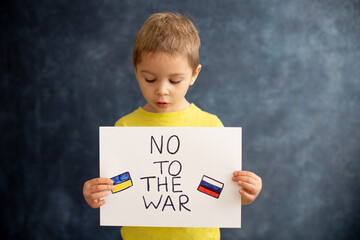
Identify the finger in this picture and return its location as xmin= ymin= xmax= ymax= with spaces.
xmin=234 ymin=172 xmax=261 ymax=184
xmin=242 ymin=172 xmax=262 ymax=183
xmin=91 ymin=190 xmax=110 ymax=200
xmin=237 ymin=181 xmax=257 ymax=194
xmin=90 ymin=191 xmax=110 ymax=201
xmin=90 ymin=199 xmax=106 ymax=209
xmin=232 ymin=175 xmax=258 ymax=185
xmin=239 ymin=189 xmax=255 ymax=203
xmin=234 ymin=171 xmax=259 ymax=179
xmin=87 ymin=178 xmax=114 ymax=186
xmin=91 ymin=184 xmax=115 ymax=193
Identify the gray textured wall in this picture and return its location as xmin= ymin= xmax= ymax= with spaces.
xmin=2 ymin=0 xmax=360 ymax=239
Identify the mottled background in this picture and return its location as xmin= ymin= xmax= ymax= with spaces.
xmin=2 ymin=0 xmax=360 ymax=239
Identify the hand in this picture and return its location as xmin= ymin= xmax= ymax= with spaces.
xmin=232 ymin=171 xmax=262 ymax=205
xmin=83 ymin=178 xmax=115 ymax=208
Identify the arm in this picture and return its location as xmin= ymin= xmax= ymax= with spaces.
xmin=232 ymin=171 xmax=262 ymax=205
xmin=83 ymin=178 xmax=115 ymax=208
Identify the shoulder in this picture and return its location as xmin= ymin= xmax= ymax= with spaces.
xmin=114 ymin=108 xmax=142 ymax=126
xmin=200 ymin=111 xmax=224 ymax=127
xmin=191 ymin=104 xmax=224 ymax=127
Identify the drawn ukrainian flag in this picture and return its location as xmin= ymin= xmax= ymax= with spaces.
xmin=197 ymin=175 xmax=224 ymax=199
xmin=111 ymin=172 xmax=133 ymax=193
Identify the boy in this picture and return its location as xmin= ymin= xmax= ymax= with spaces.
xmin=83 ymin=12 xmax=262 ymax=239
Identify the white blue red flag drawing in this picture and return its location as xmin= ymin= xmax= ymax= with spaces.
xmin=197 ymin=175 xmax=224 ymax=199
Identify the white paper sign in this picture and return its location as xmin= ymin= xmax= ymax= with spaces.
xmin=99 ymin=127 xmax=242 ymax=228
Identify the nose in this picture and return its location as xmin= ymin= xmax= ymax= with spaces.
xmin=156 ymin=81 xmax=169 ymax=96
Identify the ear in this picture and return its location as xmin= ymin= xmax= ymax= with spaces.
xmin=190 ymin=64 xmax=202 ymax=86
xmin=134 ymin=66 xmax=140 ymax=81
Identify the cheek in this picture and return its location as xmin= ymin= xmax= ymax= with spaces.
xmin=141 ymin=88 xmax=152 ymax=98
xmin=177 ymin=86 xmax=190 ymax=97
xmin=138 ymin=84 xmax=151 ymax=98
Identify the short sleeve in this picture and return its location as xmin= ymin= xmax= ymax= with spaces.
xmin=212 ymin=115 xmax=224 ymax=127
xmin=114 ymin=118 xmax=125 ymax=126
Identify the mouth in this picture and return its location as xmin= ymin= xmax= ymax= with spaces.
xmin=156 ymin=102 xmax=169 ymax=108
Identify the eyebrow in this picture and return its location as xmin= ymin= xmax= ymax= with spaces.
xmin=140 ymin=70 xmax=185 ymax=77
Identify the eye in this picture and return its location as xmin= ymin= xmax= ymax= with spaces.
xmin=170 ymin=79 xmax=181 ymax=84
xmin=145 ymin=78 xmax=155 ymax=83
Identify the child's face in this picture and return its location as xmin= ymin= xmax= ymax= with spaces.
xmin=135 ymin=51 xmax=201 ymax=113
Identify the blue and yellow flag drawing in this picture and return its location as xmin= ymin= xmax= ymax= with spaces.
xmin=111 ymin=172 xmax=133 ymax=193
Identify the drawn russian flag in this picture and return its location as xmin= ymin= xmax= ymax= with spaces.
xmin=197 ymin=175 xmax=224 ymax=199
xmin=111 ymin=172 xmax=133 ymax=194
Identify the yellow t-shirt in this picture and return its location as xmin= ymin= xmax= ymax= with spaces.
xmin=115 ymin=103 xmax=223 ymax=240
xmin=115 ymin=103 xmax=223 ymax=128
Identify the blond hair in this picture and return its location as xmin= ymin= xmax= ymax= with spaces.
xmin=133 ymin=12 xmax=200 ymax=72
